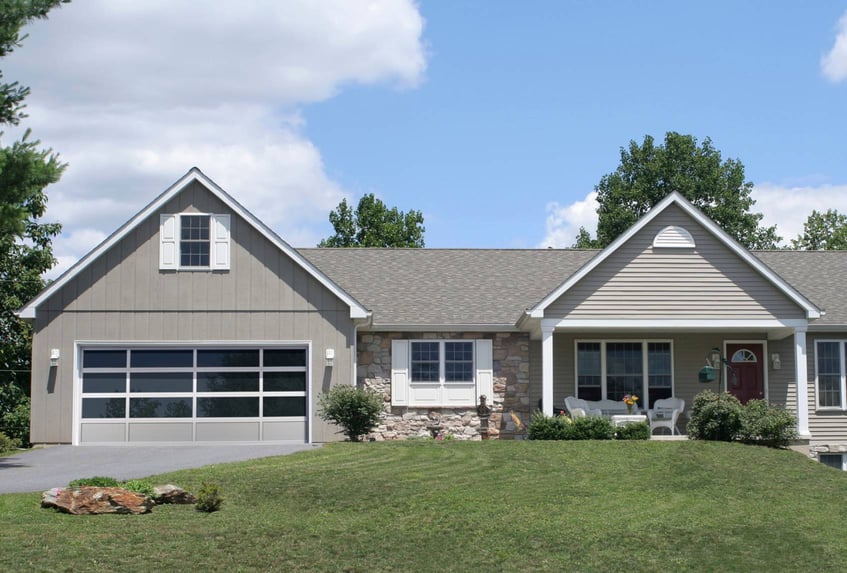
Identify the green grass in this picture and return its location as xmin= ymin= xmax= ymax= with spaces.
xmin=1 ymin=441 xmax=846 ymax=572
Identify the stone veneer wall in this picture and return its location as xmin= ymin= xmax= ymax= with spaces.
xmin=809 ymin=443 xmax=847 ymax=460
xmin=358 ymin=332 xmax=531 ymax=440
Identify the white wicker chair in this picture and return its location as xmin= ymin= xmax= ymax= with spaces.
xmin=648 ymin=398 xmax=685 ymax=435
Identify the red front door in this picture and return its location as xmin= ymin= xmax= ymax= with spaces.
xmin=725 ymin=343 xmax=764 ymax=404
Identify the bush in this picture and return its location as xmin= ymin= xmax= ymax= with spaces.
xmin=69 ymin=476 xmax=121 ymax=488
xmin=615 ymin=421 xmax=650 ymax=440
xmin=687 ymin=391 xmax=743 ymax=442
xmin=318 ymin=385 xmax=384 ymax=442
xmin=123 ymin=479 xmax=155 ymax=497
xmin=527 ymin=412 xmax=615 ymax=440
xmin=0 ymin=431 xmax=21 ymax=453
xmin=195 ymin=482 xmax=224 ymax=513
xmin=739 ymin=399 xmax=797 ymax=448
xmin=1 ymin=398 xmax=31 ymax=447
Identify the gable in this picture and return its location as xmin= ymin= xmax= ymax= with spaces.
xmin=545 ymin=203 xmax=808 ymax=321
xmin=19 ymin=169 xmax=368 ymax=320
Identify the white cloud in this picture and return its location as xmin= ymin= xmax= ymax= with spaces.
xmin=2 ymin=1 xmax=426 ymax=278
xmin=752 ymin=182 xmax=847 ymax=244
xmin=538 ymin=191 xmax=599 ymax=248
xmin=822 ymin=11 xmax=847 ymax=82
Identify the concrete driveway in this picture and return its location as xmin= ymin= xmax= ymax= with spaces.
xmin=0 ymin=444 xmax=318 ymax=494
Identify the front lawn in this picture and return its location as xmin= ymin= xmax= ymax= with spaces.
xmin=0 ymin=441 xmax=845 ymax=572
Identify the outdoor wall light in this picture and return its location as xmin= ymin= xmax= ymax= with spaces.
xmin=708 ymin=347 xmax=722 ymax=369
xmin=771 ymin=353 xmax=781 ymax=370
xmin=325 ymin=348 xmax=335 ymax=367
xmin=49 ymin=348 xmax=60 ymax=367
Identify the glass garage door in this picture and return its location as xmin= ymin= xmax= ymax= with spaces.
xmin=79 ymin=346 xmax=308 ymax=443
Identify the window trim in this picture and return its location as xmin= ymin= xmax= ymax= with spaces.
xmin=819 ymin=453 xmax=847 ymax=471
xmin=160 ymin=213 xmax=231 ymax=271
xmin=573 ymin=339 xmax=674 ymax=407
xmin=814 ymin=340 xmax=847 ymax=411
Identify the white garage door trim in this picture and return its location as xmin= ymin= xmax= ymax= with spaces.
xmin=73 ymin=341 xmax=312 ymax=445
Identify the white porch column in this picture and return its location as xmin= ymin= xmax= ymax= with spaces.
xmin=794 ymin=327 xmax=810 ymax=438
xmin=542 ymin=325 xmax=554 ymax=416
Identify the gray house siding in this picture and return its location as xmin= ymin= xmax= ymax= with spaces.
xmin=30 ymin=181 xmax=355 ymax=444
xmin=547 ymin=205 xmax=805 ymax=320
xmin=804 ymin=332 xmax=847 ymax=444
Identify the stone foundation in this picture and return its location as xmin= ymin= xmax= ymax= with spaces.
xmin=809 ymin=443 xmax=847 ymax=460
xmin=358 ymin=332 xmax=531 ymax=440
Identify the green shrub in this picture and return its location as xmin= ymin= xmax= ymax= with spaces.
xmin=569 ymin=416 xmax=615 ymax=440
xmin=0 ymin=431 xmax=21 ymax=453
xmin=195 ymin=482 xmax=224 ymax=513
xmin=123 ymin=479 xmax=155 ymax=497
xmin=615 ymin=421 xmax=650 ymax=440
xmin=68 ymin=476 xmax=121 ymax=488
xmin=527 ymin=411 xmax=572 ymax=440
xmin=739 ymin=399 xmax=797 ymax=448
xmin=1 ymin=398 xmax=31 ymax=447
xmin=318 ymin=385 xmax=384 ymax=442
xmin=687 ymin=391 xmax=743 ymax=442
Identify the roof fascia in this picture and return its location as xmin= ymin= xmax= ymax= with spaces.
xmin=528 ymin=191 xmax=821 ymax=320
xmin=18 ymin=168 xmax=369 ymax=320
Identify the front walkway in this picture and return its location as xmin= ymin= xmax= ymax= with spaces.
xmin=0 ymin=443 xmax=318 ymax=494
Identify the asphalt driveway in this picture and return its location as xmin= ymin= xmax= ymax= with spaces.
xmin=0 ymin=443 xmax=318 ymax=494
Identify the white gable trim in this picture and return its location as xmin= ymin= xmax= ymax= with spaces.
xmin=17 ymin=168 xmax=370 ymax=320
xmin=527 ymin=192 xmax=821 ymax=320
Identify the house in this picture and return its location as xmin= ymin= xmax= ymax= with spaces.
xmin=17 ymin=168 xmax=847 ymax=466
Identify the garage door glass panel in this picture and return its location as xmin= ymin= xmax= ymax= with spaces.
xmin=264 ymin=372 xmax=306 ymax=392
xmin=130 ymin=349 xmax=193 ymax=368
xmin=82 ymin=397 xmax=126 ymax=418
xmin=197 ymin=349 xmax=259 ymax=368
xmin=83 ymin=373 xmax=126 ymax=393
xmin=264 ymin=349 xmax=307 ymax=367
xmin=264 ymin=397 xmax=306 ymax=417
xmin=197 ymin=397 xmax=259 ymax=417
xmin=130 ymin=397 xmax=193 ymax=418
xmin=83 ymin=350 xmax=126 ymax=368
xmin=197 ymin=372 xmax=259 ymax=392
xmin=130 ymin=372 xmax=193 ymax=393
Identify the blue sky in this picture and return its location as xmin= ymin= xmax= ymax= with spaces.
xmin=5 ymin=1 xmax=847 ymax=276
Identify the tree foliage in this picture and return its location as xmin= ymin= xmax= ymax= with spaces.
xmin=0 ymin=0 xmax=67 ymax=445
xmin=575 ymin=132 xmax=780 ymax=249
xmin=791 ymin=209 xmax=847 ymax=250
xmin=318 ymin=194 xmax=425 ymax=248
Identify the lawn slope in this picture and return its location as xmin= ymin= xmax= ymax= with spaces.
xmin=1 ymin=441 xmax=845 ymax=572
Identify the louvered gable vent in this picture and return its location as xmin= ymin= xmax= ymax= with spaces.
xmin=652 ymin=225 xmax=695 ymax=249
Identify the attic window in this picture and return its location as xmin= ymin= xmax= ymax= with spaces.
xmin=160 ymin=213 xmax=231 ymax=271
xmin=652 ymin=226 xmax=695 ymax=249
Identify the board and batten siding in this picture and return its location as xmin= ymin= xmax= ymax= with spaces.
xmin=546 ymin=204 xmax=805 ymax=320
xmin=30 ymin=181 xmax=356 ymax=444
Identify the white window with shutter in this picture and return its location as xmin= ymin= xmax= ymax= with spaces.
xmin=159 ymin=213 xmax=231 ymax=271
xmin=390 ymin=339 xmax=493 ymax=407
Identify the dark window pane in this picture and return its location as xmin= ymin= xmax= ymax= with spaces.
xmin=264 ymin=397 xmax=306 ymax=417
xmin=606 ymin=343 xmax=643 ymax=401
xmin=647 ymin=387 xmax=672 ymax=408
xmin=83 ymin=373 xmax=126 ymax=393
xmin=411 ymin=362 xmax=439 ymax=382
xmin=577 ymin=342 xmax=601 ymax=393
xmin=83 ymin=350 xmax=126 ymax=369
xmin=264 ymin=348 xmax=307 ymax=367
xmin=130 ymin=398 xmax=192 ymax=418
xmin=820 ymin=454 xmax=844 ymax=470
xmin=197 ymin=372 xmax=259 ymax=392
xmin=131 ymin=349 xmax=193 ymax=368
xmin=197 ymin=397 xmax=259 ymax=418
xmin=198 ymin=349 xmax=259 ymax=368
xmin=444 ymin=341 xmax=473 ymax=382
xmin=181 ymin=215 xmax=209 ymax=240
xmin=180 ymin=242 xmax=209 ymax=267
xmin=411 ymin=342 xmax=440 ymax=382
xmin=130 ymin=372 xmax=193 ymax=393
xmin=264 ymin=372 xmax=306 ymax=392
xmin=82 ymin=398 xmax=126 ymax=419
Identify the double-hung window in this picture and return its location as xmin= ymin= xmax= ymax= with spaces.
xmin=816 ymin=340 xmax=846 ymax=410
xmin=391 ymin=339 xmax=492 ymax=407
xmin=160 ymin=213 xmax=230 ymax=270
xmin=576 ymin=340 xmax=672 ymax=408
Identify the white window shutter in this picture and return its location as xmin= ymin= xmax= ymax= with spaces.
xmin=210 ymin=214 xmax=231 ymax=270
xmin=476 ymin=339 xmax=493 ymax=403
xmin=159 ymin=214 xmax=178 ymax=270
xmin=391 ymin=340 xmax=409 ymax=406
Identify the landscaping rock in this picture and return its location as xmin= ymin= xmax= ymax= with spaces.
xmin=153 ymin=484 xmax=196 ymax=505
xmin=41 ymin=487 xmax=154 ymax=515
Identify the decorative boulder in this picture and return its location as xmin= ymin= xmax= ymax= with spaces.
xmin=153 ymin=484 xmax=196 ymax=505
xmin=41 ymin=487 xmax=154 ymax=515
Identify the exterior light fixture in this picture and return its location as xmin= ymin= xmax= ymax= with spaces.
xmin=325 ymin=348 xmax=335 ymax=367
xmin=771 ymin=353 xmax=781 ymax=370
xmin=708 ymin=348 xmax=722 ymax=369
xmin=50 ymin=348 xmax=60 ymax=367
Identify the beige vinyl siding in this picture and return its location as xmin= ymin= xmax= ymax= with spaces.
xmin=806 ymin=333 xmax=847 ymax=444
xmin=547 ymin=204 xmax=805 ymax=320
xmin=30 ymin=180 xmax=355 ymax=444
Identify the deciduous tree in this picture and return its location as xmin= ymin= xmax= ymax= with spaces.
xmin=319 ymin=194 xmax=424 ymax=248
xmin=791 ymin=209 xmax=847 ymax=250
